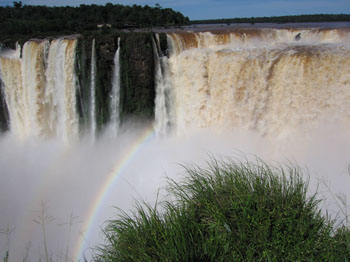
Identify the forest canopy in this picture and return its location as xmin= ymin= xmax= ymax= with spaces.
xmin=192 ymin=14 xmax=350 ymax=25
xmin=0 ymin=2 xmax=189 ymax=41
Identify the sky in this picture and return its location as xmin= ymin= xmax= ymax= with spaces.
xmin=0 ymin=0 xmax=349 ymax=20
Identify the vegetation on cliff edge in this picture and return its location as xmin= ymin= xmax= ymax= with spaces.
xmin=0 ymin=2 xmax=189 ymax=43
xmin=192 ymin=14 xmax=350 ymax=25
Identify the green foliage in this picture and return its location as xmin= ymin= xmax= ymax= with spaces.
xmin=13 ymin=1 xmax=22 ymax=9
xmin=0 ymin=3 xmax=189 ymax=43
xmin=333 ymin=227 xmax=350 ymax=261
xmin=192 ymin=14 xmax=350 ymax=25
xmin=94 ymin=159 xmax=350 ymax=262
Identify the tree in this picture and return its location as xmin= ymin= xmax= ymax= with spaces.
xmin=13 ymin=1 xmax=22 ymax=9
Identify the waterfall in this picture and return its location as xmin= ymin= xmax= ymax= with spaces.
xmin=166 ymin=29 xmax=350 ymax=138
xmin=153 ymin=34 xmax=174 ymax=135
xmin=0 ymin=28 xmax=349 ymax=141
xmin=90 ymin=38 xmax=97 ymax=139
xmin=0 ymin=46 xmax=25 ymax=137
xmin=21 ymin=40 xmax=49 ymax=137
xmin=0 ymin=40 xmax=50 ymax=138
xmin=44 ymin=39 xmax=79 ymax=142
xmin=109 ymin=37 xmax=121 ymax=136
xmin=0 ymin=38 xmax=79 ymax=142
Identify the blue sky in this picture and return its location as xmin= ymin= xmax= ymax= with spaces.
xmin=0 ymin=0 xmax=349 ymax=20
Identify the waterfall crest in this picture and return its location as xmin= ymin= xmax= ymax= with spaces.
xmin=167 ymin=28 xmax=350 ymax=138
xmin=168 ymin=28 xmax=350 ymax=53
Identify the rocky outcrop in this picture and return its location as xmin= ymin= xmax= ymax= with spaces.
xmin=0 ymin=80 xmax=9 ymax=132
xmin=76 ymin=33 xmax=120 ymax=133
xmin=119 ymin=32 xmax=155 ymax=120
xmin=76 ymin=31 xmax=158 ymax=132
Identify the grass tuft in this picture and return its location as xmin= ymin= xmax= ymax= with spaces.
xmin=94 ymin=159 xmax=350 ymax=262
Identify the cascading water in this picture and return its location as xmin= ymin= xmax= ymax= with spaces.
xmin=0 ymin=38 xmax=79 ymax=142
xmin=0 ymin=29 xmax=349 ymax=143
xmin=21 ymin=40 xmax=49 ymax=137
xmin=90 ymin=38 xmax=97 ymax=139
xmin=0 ymin=45 xmax=25 ymax=137
xmin=44 ymin=38 xmax=79 ymax=142
xmin=165 ymin=28 xmax=350 ymax=138
xmin=153 ymin=34 xmax=174 ymax=135
xmin=109 ymin=37 xmax=121 ymax=136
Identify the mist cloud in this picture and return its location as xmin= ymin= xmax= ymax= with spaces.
xmin=0 ymin=120 xmax=349 ymax=261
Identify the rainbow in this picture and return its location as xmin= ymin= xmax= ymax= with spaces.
xmin=73 ymin=125 xmax=156 ymax=261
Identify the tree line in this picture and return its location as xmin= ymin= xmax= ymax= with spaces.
xmin=0 ymin=2 xmax=189 ymax=42
xmin=192 ymin=14 xmax=350 ymax=25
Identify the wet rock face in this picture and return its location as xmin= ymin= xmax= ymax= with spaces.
xmin=95 ymin=35 xmax=118 ymax=130
xmin=0 ymin=81 xmax=9 ymax=132
xmin=119 ymin=32 xmax=155 ymax=120
xmin=74 ymin=32 xmax=158 ymax=132
xmin=90 ymin=32 xmax=156 ymax=126
xmin=75 ymin=33 xmax=118 ymax=132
